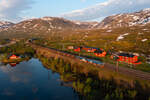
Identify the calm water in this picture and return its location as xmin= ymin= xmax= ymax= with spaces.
xmin=0 ymin=58 xmax=79 ymax=100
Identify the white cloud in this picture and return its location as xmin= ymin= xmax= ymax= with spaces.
xmin=61 ymin=0 xmax=150 ymax=21
xmin=0 ymin=0 xmax=34 ymax=22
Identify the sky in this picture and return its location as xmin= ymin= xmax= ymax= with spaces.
xmin=0 ymin=0 xmax=150 ymax=22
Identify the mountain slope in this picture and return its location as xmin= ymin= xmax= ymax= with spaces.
xmin=0 ymin=8 xmax=150 ymax=40
xmin=0 ymin=17 xmax=98 ymax=37
xmin=0 ymin=9 xmax=149 ymax=54
xmin=95 ymin=8 xmax=150 ymax=29
xmin=0 ymin=21 xmax=14 ymax=29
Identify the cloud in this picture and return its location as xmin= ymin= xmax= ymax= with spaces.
xmin=0 ymin=63 xmax=32 ymax=84
xmin=61 ymin=0 xmax=150 ymax=21
xmin=0 ymin=0 xmax=34 ymax=22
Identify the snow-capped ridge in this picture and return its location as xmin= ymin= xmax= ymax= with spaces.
xmin=142 ymin=8 xmax=150 ymax=12
xmin=41 ymin=17 xmax=53 ymax=21
xmin=95 ymin=8 xmax=150 ymax=29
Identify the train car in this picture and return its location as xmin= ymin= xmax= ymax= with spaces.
xmin=94 ymin=49 xmax=107 ymax=57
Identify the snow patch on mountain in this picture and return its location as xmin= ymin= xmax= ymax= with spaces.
xmin=138 ymin=33 xmax=144 ymax=35
xmin=141 ymin=39 xmax=148 ymax=42
xmin=116 ymin=33 xmax=129 ymax=41
xmin=95 ymin=8 xmax=150 ymax=29
xmin=142 ymin=8 xmax=150 ymax=12
xmin=106 ymin=30 xmax=112 ymax=32
xmin=41 ymin=17 xmax=53 ymax=21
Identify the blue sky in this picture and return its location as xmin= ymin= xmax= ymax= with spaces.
xmin=0 ymin=0 xmax=150 ymax=22
xmin=26 ymin=0 xmax=106 ymax=18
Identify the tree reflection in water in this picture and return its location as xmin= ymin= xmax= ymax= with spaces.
xmin=39 ymin=55 xmax=150 ymax=100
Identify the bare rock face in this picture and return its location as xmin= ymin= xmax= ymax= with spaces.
xmin=95 ymin=8 xmax=150 ymax=29
xmin=72 ymin=20 xmax=99 ymax=28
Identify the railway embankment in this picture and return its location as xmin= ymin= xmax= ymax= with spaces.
xmin=29 ymin=43 xmax=150 ymax=82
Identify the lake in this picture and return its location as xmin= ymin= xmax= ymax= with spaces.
xmin=0 ymin=58 xmax=79 ymax=100
xmin=0 ymin=57 xmax=150 ymax=100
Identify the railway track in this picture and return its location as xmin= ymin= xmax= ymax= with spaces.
xmin=105 ymin=63 xmax=150 ymax=81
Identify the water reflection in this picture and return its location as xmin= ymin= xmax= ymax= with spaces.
xmin=0 ymin=56 xmax=150 ymax=100
xmin=39 ymin=56 xmax=150 ymax=100
xmin=9 ymin=62 xmax=19 ymax=67
xmin=0 ymin=58 xmax=79 ymax=100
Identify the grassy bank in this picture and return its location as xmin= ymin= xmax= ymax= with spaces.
xmin=0 ymin=40 xmax=35 ymax=55
xmin=2 ymin=57 xmax=30 ymax=63
xmin=0 ymin=41 xmax=35 ymax=65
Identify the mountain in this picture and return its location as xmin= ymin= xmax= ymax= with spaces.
xmin=0 ymin=17 xmax=98 ymax=37
xmin=0 ymin=9 xmax=149 ymax=54
xmin=0 ymin=8 xmax=150 ymax=39
xmin=95 ymin=8 xmax=150 ymax=29
xmin=0 ymin=21 xmax=14 ymax=29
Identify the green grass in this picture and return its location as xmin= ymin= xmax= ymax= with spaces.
xmin=135 ymin=63 xmax=150 ymax=73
